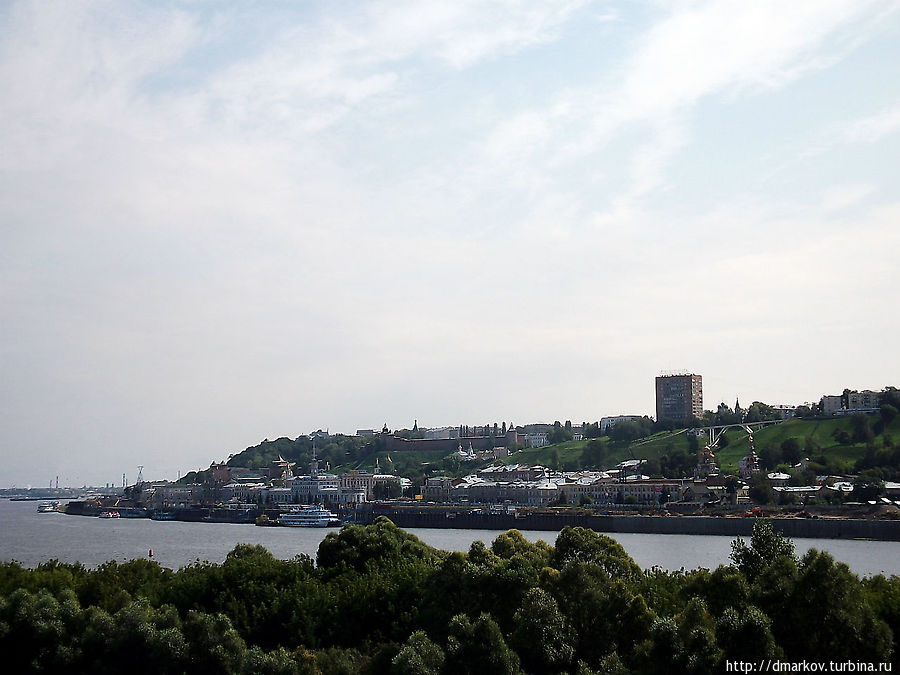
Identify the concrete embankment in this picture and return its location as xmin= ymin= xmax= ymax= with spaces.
xmin=356 ymin=508 xmax=900 ymax=541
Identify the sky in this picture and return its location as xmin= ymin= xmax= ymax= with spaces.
xmin=2 ymin=0 xmax=899 ymax=488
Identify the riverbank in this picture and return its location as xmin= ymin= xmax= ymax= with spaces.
xmin=59 ymin=499 xmax=900 ymax=540
xmin=353 ymin=504 xmax=900 ymax=540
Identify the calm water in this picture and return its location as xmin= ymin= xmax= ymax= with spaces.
xmin=2 ymin=500 xmax=899 ymax=576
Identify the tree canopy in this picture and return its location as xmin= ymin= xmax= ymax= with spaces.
xmin=0 ymin=519 xmax=895 ymax=673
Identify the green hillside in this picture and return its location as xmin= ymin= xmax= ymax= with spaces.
xmin=513 ymin=430 xmax=696 ymax=470
xmin=486 ymin=414 xmax=899 ymax=478
xmin=194 ymin=407 xmax=899 ymax=482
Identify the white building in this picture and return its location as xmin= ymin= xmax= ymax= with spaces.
xmin=290 ymin=454 xmax=364 ymax=505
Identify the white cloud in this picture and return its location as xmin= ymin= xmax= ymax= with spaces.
xmin=820 ymin=184 xmax=876 ymax=213
xmin=461 ymin=0 xmax=894 ymax=234
xmin=842 ymin=104 xmax=900 ymax=143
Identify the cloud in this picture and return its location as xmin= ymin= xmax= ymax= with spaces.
xmin=842 ymin=103 xmax=900 ymax=143
xmin=170 ymin=0 xmax=591 ymax=136
xmin=819 ymin=184 xmax=876 ymax=213
xmin=457 ymin=0 xmax=896 ymax=235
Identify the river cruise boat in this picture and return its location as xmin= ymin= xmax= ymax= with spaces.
xmin=278 ymin=506 xmax=340 ymax=528
xmin=37 ymin=501 xmax=59 ymax=513
xmin=98 ymin=510 xmax=120 ymax=519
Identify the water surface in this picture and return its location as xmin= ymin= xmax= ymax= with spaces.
xmin=2 ymin=500 xmax=898 ymax=576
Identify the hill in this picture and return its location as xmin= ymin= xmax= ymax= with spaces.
xmin=184 ymin=406 xmax=899 ymax=483
xmin=514 ymin=413 xmax=900 ymax=479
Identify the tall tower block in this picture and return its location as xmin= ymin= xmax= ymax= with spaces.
xmin=655 ymin=373 xmax=703 ymax=424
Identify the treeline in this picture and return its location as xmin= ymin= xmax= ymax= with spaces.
xmin=1 ymin=519 xmax=897 ymax=673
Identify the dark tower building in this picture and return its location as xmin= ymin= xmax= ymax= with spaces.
xmin=655 ymin=373 xmax=703 ymax=424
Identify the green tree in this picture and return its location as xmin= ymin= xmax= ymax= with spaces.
xmin=445 ymin=613 xmax=519 ymax=675
xmin=780 ymin=438 xmax=802 ymax=465
xmin=730 ymin=520 xmax=794 ymax=583
xmin=511 ymin=588 xmax=575 ymax=674
xmin=490 ymin=530 xmax=552 ymax=568
xmin=634 ymin=599 xmax=720 ymax=675
xmin=850 ymin=413 xmax=875 ymax=444
xmin=549 ymin=421 xmax=573 ymax=444
xmin=391 ymin=631 xmax=445 ymax=675
xmin=852 ymin=472 xmax=884 ymax=502
xmin=316 ymin=517 xmax=443 ymax=574
xmin=716 ymin=605 xmax=779 ymax=661
xmin=182 ymin=610 xmax=248 ymax=675
xmin=780 ymin=550 xmax=892 ymax=661
xmin=373 ymin=480 xmax=403 ymax=500
xmin=582 ymin=439 xmax=608 ymax=469
xmin=552 ymin=562 xmax=653 ymax=667
xmin=552 ymin=527 xmax=641 ymax=578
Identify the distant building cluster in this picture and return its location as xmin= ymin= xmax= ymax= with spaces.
xmin=820 ymin=389 xmax=882 ymax=416
xmin=137 ymin=454 xmax=407 ymax=509
xmin=422 ymin=456 xmax=751 ymax=507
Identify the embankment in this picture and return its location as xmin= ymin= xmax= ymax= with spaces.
xmin=355 ymin=507 xmax=900 ymax=541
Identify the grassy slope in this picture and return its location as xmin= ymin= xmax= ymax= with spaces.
xmin=335 ymin=448 xmax=450 ymax=474
xmin=714 ymin=417 xmax=899 ymax=472
xmin=514 ymin=431 xmax=697 ymax=467
xmin=327 ymin=416 xmax=897 ymax=478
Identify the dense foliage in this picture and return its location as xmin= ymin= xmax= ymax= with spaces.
xmin=226 ymin=435 xmax=375 ymax=474
xmin=0 ymin=519 xmax=896 ymax=673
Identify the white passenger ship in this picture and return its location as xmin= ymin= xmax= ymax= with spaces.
xmin=278 ymin=506 xmax=340 ymax=528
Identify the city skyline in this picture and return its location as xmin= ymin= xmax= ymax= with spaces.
xmin=2 ymin=1 xmax=899 ymax=487
xmin=3 ymin=379 xmax=890 ymax=489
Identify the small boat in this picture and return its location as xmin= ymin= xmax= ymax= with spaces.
xmin=278 ymin=505 xmax=340 ymax=527
xmin=37 ymin=502 xmax=58 ymax=513
xmin=98 ymin=510 xmax=120 ymax=519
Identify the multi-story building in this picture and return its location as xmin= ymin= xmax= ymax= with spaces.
xmin=558 ymin=477 xmax=686 ymax=505
xmin=848 ymin=390 xmax=881 ymax=411
xmin=655 ymin=373 xmax=703 ymax=424
xmin=821 ymin=389 xmax=882 ymax=415
xmin=340 ymin=470 xmax=377 ymax=500
xmin=820 ymin=395 xmax=843 ymax=415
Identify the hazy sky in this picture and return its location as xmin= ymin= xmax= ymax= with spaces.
xmin=2 ymin=1 xmax=899 ymax=487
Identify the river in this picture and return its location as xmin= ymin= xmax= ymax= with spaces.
xmin=2 ymin=500 xmax=898 ymax=576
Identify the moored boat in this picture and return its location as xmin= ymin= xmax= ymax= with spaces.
xmin=98 ymin=510 xmax=120 ymax=519
xmin=278 ymin=505 xmax=340 ymax=527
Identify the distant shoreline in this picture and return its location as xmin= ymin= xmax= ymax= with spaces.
xmin=56 ymin=499 xmax=900 ymax=541
xmin=355 ymin=507 xmax=900 ymax=541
